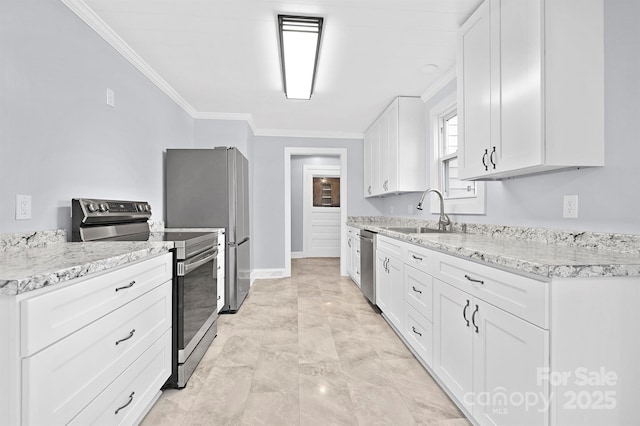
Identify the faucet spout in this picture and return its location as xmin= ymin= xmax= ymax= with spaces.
xmin=416 ymin=188 xmax=451 ymax=231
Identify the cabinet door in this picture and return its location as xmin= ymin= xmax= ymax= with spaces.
xmin=493 ymin=0 xmax=542 ymax=174
xmin=375 ymin=250 xmax=390 ymax=312
xmin=472 ymin=300 xmax=549 ymax=426
xmin=386 ymin=255 xmax=403 ymax=330
xmin=433 ymin=280 xmax=473 ymax=412
xmin=378 ymin=113 xmax=390 ymax=194
xmin=353 ymin=241 xmax=361 ymax=287
xmin=217 ymin=231 xmax=226 ymax=313
xmin=458 ymin=0 xmax=492 ymax=179
xmin=346 ymin=235 xmax=354 ymax=277
xmin=370 ymin=122 xmax=382 ymax=195
xmin=363 ymin=128 xmax=373 ymax=197
xmin=385 ymin=100 xmax=399 ymax=193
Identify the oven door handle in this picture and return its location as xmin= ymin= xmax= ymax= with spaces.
xmin=178 ymin=248 xmax=218 ymax=276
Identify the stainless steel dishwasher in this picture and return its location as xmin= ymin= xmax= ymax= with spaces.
xmin=359 ymin=229 xmax=377 ymax=304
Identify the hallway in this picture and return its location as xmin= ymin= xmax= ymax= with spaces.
xmin=142 ymin=258 xmax=467 ymax=425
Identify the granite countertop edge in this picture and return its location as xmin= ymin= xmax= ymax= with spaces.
xmin=0 ymin=242 xmax=174 ymax=297
xmin=347 ymin=219 xmax=640 ymax=280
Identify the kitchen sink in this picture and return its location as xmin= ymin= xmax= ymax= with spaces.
xmin=380 ymin=226 xmax=452 ymax=234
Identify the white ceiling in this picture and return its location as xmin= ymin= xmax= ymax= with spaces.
xmin=65 ymin=0 xmax=482 ymax=138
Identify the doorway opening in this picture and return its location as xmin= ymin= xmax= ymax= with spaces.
xmin=284 ymin=148 xmax=348 ymax=277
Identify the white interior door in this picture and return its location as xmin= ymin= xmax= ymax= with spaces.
xmin=303 ymin=165 xmax=341 ymax=257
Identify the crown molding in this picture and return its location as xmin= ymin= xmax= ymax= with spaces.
xmin=61 ymin=0 xmax=198 ymax=116
xmin=60 ymin=0 xmax=362 ymax=140
xmin=253 ymin=128 xmax=364 ymax=140
xmin=421 ymin=66 xmax=457 ymax=102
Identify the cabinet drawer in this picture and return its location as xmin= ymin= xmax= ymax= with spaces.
xmin=404 ymin=303 xmax=433 ymax=366
xmin=21 ymin=253 xmax=172 ymax=356
xmin=404 ymin=265 xmax=433 ymax=320
xmin=69 ymin=330 xmax=172 ymax=426
xmin=405 ymin=243 xmax=435 ymax=274
xmin=433 ymin=253 xmax=548 ymax=328
xmin=22 ymin=282 xmax=172 ymax=426
xmin=377 ymin=235 xmax=405 ymax=258
xmin=347 ymin=226 xmax=360 ymax=237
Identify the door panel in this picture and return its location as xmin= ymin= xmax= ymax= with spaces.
xmin=433 ymin=280 xmax=473 ymax=411
xmin=473 ymin=301 xmax=549 ymax=426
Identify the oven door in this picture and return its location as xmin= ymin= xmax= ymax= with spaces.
xmin=176 ymin=247 xmax=218 ymax=363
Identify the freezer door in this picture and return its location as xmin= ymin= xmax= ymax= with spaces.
xmin=166 ymin=148 xmax=229 ymax=228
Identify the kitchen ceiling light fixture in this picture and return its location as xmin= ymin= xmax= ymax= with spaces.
xmin=277 ymin=15 xmax=324 ymax=100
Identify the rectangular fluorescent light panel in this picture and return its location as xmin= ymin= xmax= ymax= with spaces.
xmin=278 ymin=15 xmax=323 ymax=100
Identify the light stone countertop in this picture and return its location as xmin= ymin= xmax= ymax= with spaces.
xmin=348 ymin=217 xmax=640 ymax=279
xmin=0 ymin=240 xmax=174 ymax=296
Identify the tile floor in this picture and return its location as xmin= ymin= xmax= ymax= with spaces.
xmin=142 ymin=258 xmax=469 ymax=425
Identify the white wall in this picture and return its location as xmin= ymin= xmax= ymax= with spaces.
xmin=252 ymin=136 xmax=383 ymax=270
xmin=0 ymin=0 xmax=194 ymax=234
xmin=290 ymin=155 xmax=341 ymax=252
xmin=383 ymin=0 xmax=640 ymax=235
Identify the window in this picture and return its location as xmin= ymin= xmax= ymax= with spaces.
xmin=429 ymin=93 xmax=486 ymax=215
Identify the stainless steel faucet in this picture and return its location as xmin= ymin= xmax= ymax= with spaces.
xmin=416 ymin=188 xmax=451 ymax=231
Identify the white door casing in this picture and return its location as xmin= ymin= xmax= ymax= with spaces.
xmin=302 ymin=165 xmax=341 ymax=258
xmin=284 ymin=147 xmax=348 ymax=278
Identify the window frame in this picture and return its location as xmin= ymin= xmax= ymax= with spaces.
xmin=429 ymin=92 xmax=486 ymax=215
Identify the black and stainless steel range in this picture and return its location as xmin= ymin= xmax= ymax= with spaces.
xmin=72 ymin=198 xmax=219 ymax=389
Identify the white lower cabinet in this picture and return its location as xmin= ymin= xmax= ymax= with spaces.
xmin=346 ymin=226 xmax=361 ymax=287
xmin=433 ymin=279 xmax=549 ymax=426
xmin=375 ymin=245 xmax=403 ymax=331
xmin=0 ymin=252 xmax=173 ymax=425
xmin=217 ymin=230 xmax=226 ymax=312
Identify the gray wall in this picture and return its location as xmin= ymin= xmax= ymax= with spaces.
xmin=290 ymin=155 xmax=341 ymax=252
xmin=0 ymin=0 xmax=194 ymax=234
xmin=383 ymin=0 xmax=640 ymax=235
xmin=252 ymin=136 xmax=383 ymax=269
xmin=193 ymin=119 xmax=252 ymax=158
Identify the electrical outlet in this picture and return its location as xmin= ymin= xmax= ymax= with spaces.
xmin=563 ymin=195 xmax=578 ymax=219
xmin=16 ymin=195 xmax=32 ymax=220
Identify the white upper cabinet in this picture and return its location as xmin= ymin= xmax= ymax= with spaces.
xmin=458 ymin=0 xmax=604 ymax=180
xmin=364 ymin=97 xmax=426 ymax=197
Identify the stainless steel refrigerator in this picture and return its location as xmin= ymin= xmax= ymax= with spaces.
xmin=166 ymin=147 xmax=250 ymax=312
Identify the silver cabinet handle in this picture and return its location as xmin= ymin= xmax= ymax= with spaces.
xmin=368 ymin=186 xmax=372 ymax=195
xmin=411 ymin=286 xmax=422 ymax=294
xmin=412 ymin=326 xmax=422 ymax=337
xmin=411 ymin=254 xmax=423 ymax=261
xmin=115 ymin=329 xmax=136 ymax=345
xmin=115 ymin=392 xmax=135 ymax=415
xmin=482 ymin=149 xmax=488 ymax=171
xmin=115 ymin=280 xmax=135 ymax=292
xmin=348 ymin=239 xmax=351 ymax=247
xmin=464 ymin=274 xmax=484 ymax=285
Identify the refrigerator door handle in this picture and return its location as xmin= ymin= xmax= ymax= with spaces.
xmin=228 ymin=237 xmax=249 ymax=248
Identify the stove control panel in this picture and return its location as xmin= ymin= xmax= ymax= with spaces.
xmin=72 ymin=198 xmax=152 ymax=220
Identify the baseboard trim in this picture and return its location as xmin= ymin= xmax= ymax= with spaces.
xmin=251 ymin=269 xmax=288 ymax=282
xmin=291 ymin=251 xmax=305 ymax=259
